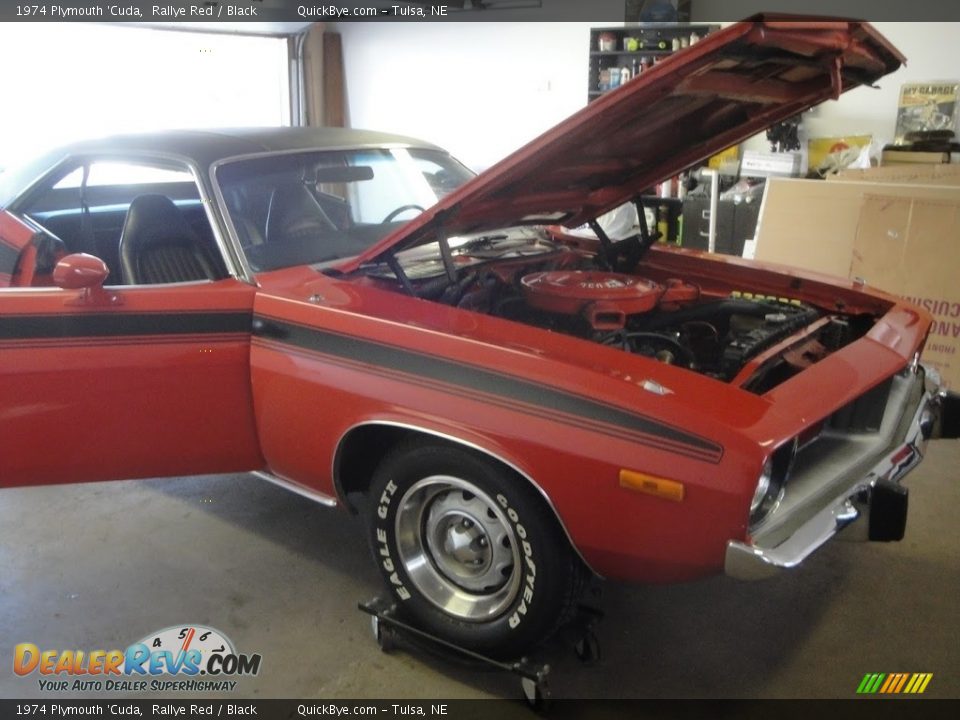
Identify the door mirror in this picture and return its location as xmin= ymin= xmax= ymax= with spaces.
xmin=53 ymin=253 xmax=109 ymax=290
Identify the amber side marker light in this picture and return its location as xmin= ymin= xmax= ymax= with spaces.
xmin=619 ymin=469 xmax=685 ymax=502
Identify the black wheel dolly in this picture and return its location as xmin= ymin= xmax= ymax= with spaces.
xmin=358 ymin=596 xmax=604 ymax=708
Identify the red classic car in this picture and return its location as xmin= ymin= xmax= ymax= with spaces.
xmin=1 ymin=18 xmax=954 ymax=658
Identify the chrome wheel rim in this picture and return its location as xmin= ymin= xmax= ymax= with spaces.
xmin=395 ymin=475 xmax=521 ymax=621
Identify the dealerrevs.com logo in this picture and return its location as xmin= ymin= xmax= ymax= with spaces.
xmin=14 ymin=625 xmax=261 ymax=692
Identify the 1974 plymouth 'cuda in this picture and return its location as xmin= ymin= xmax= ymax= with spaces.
xmin=1 ymin=18 xmax=956 ymax=657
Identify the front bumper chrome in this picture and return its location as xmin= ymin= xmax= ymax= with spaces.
xmin=725 ymin=367 xmax=936 ymax=581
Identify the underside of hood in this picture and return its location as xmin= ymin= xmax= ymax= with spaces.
xmin=339 ymin=15 xmax=903 ymax=273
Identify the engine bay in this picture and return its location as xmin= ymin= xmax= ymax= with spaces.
xmin=363 ymin=229 xmax=870 ymax=393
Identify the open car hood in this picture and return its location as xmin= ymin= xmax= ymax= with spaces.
xmin=338 ymin=16 xmax=903 ymax=273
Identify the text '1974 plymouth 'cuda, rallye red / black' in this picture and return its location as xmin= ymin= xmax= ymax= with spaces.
xmin=0 ymin=17 xmax=957 ymax=658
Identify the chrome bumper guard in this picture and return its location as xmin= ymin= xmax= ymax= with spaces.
xmin=725 ymin=365 xmax=943 ymax=581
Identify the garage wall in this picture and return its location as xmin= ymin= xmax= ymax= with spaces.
xmin=334 ymin=21 xmax=598 ymax=171
xmin=787 ymin=22 xmax=960 ymax=142
xmin=336 ymin=20 xmax=959 ymax=171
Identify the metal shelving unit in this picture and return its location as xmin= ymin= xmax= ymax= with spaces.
xmin=588 ymin=24 xmax=719 ymax=102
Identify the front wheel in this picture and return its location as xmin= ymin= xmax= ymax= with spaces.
xmin=367 ymin=441 xmax=583 ymax=658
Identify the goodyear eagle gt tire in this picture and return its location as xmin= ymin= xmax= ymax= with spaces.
xmin=367 ymin=440 xmax=582 ymax=658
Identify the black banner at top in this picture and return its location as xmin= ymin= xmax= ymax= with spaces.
xmin=0 ymin=0 xmax=959 ymax=24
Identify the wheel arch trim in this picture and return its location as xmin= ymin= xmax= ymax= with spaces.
xmin=332 ymin=419 xmax=599 ymax=577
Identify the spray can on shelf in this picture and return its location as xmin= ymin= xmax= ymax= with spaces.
xmin=598 ymin=32 xmax=616 ymax=52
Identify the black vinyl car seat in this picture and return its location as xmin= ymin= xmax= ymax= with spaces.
xmin=221 ymin=185 xmax=266 ymax=247
xmin=119 ymin=194 xmax=220 ymax=284
xmin=265 ymin=182 xmax=337 ymax=244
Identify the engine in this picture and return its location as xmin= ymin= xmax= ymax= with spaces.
xmin=369 ymin=231 xmax=862 ymax=389
xmin=498 ymin=268 xmax=825 ymax=382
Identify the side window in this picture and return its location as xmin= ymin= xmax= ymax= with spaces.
xmin=52 ymin=163 xmax=196 ymax=189
xmin=16 ymin=159 xmax=226 ymax=286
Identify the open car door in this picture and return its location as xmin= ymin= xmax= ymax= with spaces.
xmin=0 ymin=210 xmax=262 ymax=487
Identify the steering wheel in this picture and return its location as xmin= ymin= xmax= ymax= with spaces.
xmin=382 ymin=204 xmax=425 ymax=223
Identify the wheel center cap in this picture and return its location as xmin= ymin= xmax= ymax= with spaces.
xmin=442 ymin=515 xmax=489 ymax=568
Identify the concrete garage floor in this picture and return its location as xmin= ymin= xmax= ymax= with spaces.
xmin=1 ymin=440 xmax=957 ymax=701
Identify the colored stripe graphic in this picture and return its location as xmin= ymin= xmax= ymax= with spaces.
xmin=0 ymin=310 xmax=251 ymax=340
xmin=857 ymin=673 xmax=884 ymax=693
xmin=857 ymin=672 xmax=933 ymax=694
xmin=253 ymin=315 xmax=724 ymax=463
xmin=893 ymin=673 xmax=909 ymax=693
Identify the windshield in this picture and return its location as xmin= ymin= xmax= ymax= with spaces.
xmin=215 ymin=147 xmax=474 ymax=272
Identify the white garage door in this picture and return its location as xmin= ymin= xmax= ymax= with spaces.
xmin=0 ymin=24 xmax=290 ymax=170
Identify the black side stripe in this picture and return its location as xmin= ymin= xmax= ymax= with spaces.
xmin=253 ymin=315 xmax=724 ymax=463
xmin=0 ymin=311 xmax=252 ymax=341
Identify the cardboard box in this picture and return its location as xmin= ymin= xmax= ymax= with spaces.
xmin=740 ymin=150 xmax=801 ymax=178
xmin=831 ymin=163 xmax=960 ymax=186
xmin=754 ymin=177 xmax=960 ymax=388
xmin=881 ymin=149 xmax=952 ymax=165
xmin=851 ymin=195 xmax=960 ymax=389
xmin=708 ymin=144 xmax=741 ymax=174
xmin=755 ymin=178 xmax=959 ymax=275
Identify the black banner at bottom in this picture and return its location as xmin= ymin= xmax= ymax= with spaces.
xmin=2 ymin=699 xmax=960 ymax=720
